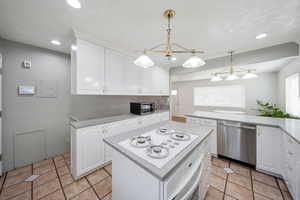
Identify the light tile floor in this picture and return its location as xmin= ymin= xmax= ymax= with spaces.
xmin=205 ymin=157 xmax=293 ymax=200
xmin=0 ymin=153 xmax=112 ymax=200
xmin=0 ymin=154 xmax=293 ymax=200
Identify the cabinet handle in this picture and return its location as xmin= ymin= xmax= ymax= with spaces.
xmin=288 ymin=150 xmax=294 ymax=156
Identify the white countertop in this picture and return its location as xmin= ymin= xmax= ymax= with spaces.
xmin=185 ymin=111 xmax=300 ymax=143
xmin=104 ymin=121 xmax=212 ymax=180
xmin=70 ymin=110 xmax=170 ymax=129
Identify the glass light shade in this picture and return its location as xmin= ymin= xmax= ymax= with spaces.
xmin=225 ymin=74 xmax=240 ymax=81
xmin=182 ymin=56 xmax=206 ymax=68
xmin=134 ymin=55 xmax=154 ymax=68
xmin=66 ymin=0 xmax=81 ymax=8
xmin=210 ymin=75 xmax=223 ymax=82
xmin=71 ymin=45 xmax=77 ymax=51
xmin=242 ymin=72 xmax=258 ymax=79
xmin=171 ymin=90 xmax=177 ymax=95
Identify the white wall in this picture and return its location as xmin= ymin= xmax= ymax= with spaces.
xmin=171 ymin=72 xmax=278 ymax=116
xmin=277 ymin=42 xmax=300 ymax=111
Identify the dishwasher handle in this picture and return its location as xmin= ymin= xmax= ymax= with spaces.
xmin=241 ymin=125 xmax=256 ymax=130
xmin=219 ymin=122 xmax=256 ymax=130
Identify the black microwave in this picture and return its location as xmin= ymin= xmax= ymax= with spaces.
xmin=130 ymin=102 xmax=155 ymax=115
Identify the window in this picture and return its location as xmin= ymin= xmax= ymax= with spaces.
xmin=285 ymin=73 xmax=300 ymax=117
xmin=193 ymin=85 xmax=246 ymax=108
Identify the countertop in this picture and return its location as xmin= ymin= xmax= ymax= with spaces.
xmin=70 ymin=110 xmax=170 ymax=129
xmin=103 ymin=121 xmax=212 ymax=180
xmin=185 ymin=111 xmax=300 ymax=143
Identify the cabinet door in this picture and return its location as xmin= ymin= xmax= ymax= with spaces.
xmin=257 ymin=126 xmax=282 ymax=175
xmin=186 ymin=118 xmax=217 ymax=156
xmin=140 ymin=67 xmax=169 ymax=96
xmin=76 ymin=39 xmax=105 ymax=94
xmin=139 ymin=67 xmax=156 ymax=95
xmin=105 ymin=49 xmax=141 ymax=95
xmin=153 ymin=67 xmax=169 ymax=95
xmin=77 ymin=126 xmax=104 ymax=175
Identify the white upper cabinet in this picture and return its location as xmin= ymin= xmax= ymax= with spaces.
xmin=72 ymin=39 xmax=105 ymax=95
xmin=105 ymin=49 xmax=140 ymax=95
xmin=71 ymin=39 xmax=169 ymax=96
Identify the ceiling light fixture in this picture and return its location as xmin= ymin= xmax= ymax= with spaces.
xmin=134 ymin=54 xmax=154 ymax=68
xmin=210 ymin=74 xmax=223 ymax=82
xmin=66 ymin=0 xmax=81 ymax=8
xmin=242 ymin=70 xmax=258 ymax=79
xmin=71 ymin=45 xmax=77 ymax=51
xmin=210 ymin=51 xmax=258 ymax=82
xmin=256 ymin=33 xmax=267 ymax=39
xmin=134 ymin=9 xmax=205 ymax=68
xmin=171 ymin=56 xmax=177 ymax=61
xmin=51 ymin=40 xmax=61 ymax=45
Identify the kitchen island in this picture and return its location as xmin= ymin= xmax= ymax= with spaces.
xmin=104 ymin=121 xmax=212 ymax=200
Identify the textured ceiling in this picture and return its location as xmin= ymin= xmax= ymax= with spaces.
xmin=0 ymin=0 xmax=300 ymax=67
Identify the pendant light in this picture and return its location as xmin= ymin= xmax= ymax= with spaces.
xmin=242 ymin=70 xmax=258 ymax=79
xmin=210 ymin=51 xmax=258 ymax=82
xmin=135 ymin=9 xmax=205 ymax=68
xmin=134 ymin=54 xmax=154 ymax=68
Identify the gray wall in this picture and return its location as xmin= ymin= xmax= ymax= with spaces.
xmin=0 ymin=38 xmax=168 ymax=172
xmin=171 ymin=72 xmax=278 ymax=116
xmin=0 ymin=38 xmax=70 ymax=171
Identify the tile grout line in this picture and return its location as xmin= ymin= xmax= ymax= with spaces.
xmin=53 ymin=157 xmax=68 ymax=200
xmin=276 ymin=178 xmax=285 ymax=200
xmin=250 ymin=169 xmax=255 ymax=200
xmin=222 ymin=160 xmax=230 ymax=200
xmin=85 ymin=177 xmax=102 ymax=200
xmin=31 ymin=164 xmax=33 ymax=200
xmin=0 ymin=172 xmax=7 ymax=195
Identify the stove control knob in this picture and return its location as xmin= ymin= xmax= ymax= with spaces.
xmin=169 ymin=145 xmax=175 ymax=148
xmin=162 ymin=142 xmax=167 ymax=146
xmin=167 ymin=139 xmax=172 ymax=143
xmin=174 ymin=142 xmax=179 ymax=145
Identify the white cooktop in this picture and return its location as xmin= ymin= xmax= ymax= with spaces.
xmin=118 ymin=129 xmax=198 ymax=168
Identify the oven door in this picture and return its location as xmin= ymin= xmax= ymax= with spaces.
xmin=163 ymin=137 xmax=210 ymax=200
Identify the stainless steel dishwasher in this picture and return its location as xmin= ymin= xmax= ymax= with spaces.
xmin=217 ymin=120 xmax=256 ymax=165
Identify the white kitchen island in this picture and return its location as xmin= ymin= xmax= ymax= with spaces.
xmin=104 ymin=121 xmax=212 ymax=200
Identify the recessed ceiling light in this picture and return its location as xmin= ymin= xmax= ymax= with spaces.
xmin=171 ymin=56 xmax=177 ymax=61
xmin=51 ymin=40 xmax=61 ymax=45
xmin=66 ymin=0 xmax=81 ymax=9
xmin=71 ymin=45 xmax=77 ymax=51
xmin=256 ymin=33 xmax=267 ymax=39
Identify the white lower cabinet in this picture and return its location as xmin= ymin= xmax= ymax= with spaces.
xmin=186 ymin=117 xmax=217 ymax=156
xmin=71 ymin=125 xmax=104 ymax=178
xmin=257 ymin=126 xmax=300 ymax=200
xmin=256 ymin=126 xmax=283 ymax=175
xmin=71 ymin=112 xmax=170 ymax=179
xmin=282 ymin=133 xmax=300 ymax=200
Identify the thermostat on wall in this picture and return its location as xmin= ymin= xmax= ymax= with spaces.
xmin=18 ymin=86 xmax=35 ymax=95
xmin=23 ymin=60 xmax=31 ymax=69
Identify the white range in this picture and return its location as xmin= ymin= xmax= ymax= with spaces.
xmin=104 ymin=121 xmax=212 ymax=200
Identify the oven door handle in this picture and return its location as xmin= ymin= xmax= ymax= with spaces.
xmin=169 ymin=156 xmax=203 ymax=200
xmin=180 ymin=162 xmax=203 ymax=200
